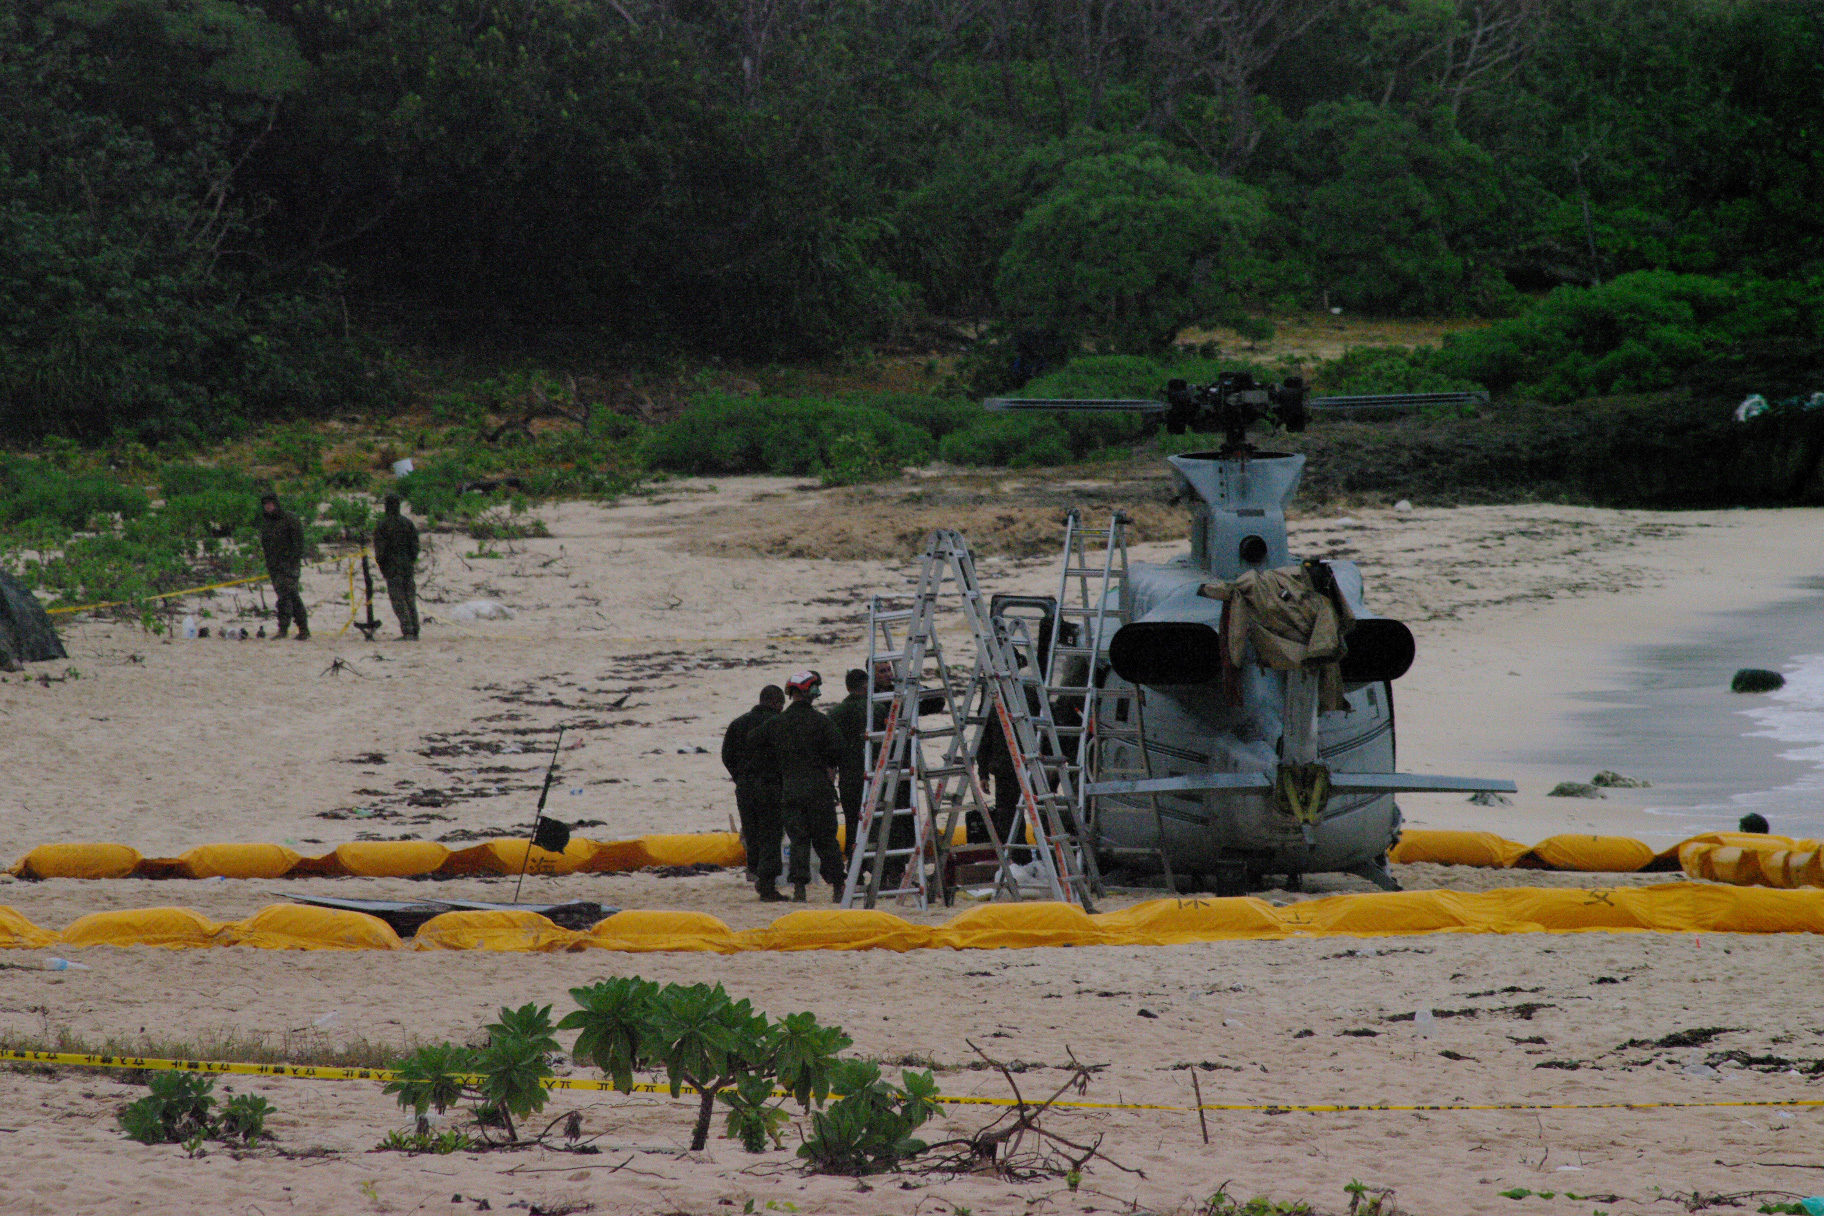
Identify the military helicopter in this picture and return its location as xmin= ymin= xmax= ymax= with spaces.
xmin=981 ymin=374 xmax=1515 ymax=895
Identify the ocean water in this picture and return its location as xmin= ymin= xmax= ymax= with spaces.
xmin=1564 ymin=578 xmax=1824 ymax=842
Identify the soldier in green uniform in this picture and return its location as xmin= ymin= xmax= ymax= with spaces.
xmin=371 ymin=493 xmax=421 ymax=640
xmin=721 ymin=685 xmax=784 ymax=893
xmin=749 ymin=670 xmax=846 ymax=902
xmin=976 ymin=657 xmax=1045 ymax=857
xmin=256 ymin=492 xmax=309 ymax=640
xmin=824 ymin=668 xmax=870 ymax=862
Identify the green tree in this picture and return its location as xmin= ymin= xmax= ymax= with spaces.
xmin=1269 ymin=99 xmax=1513 ymax=314
xmin=995 ymin=150 xmax=1268 ymax=353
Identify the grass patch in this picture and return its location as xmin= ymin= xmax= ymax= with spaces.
xmin=0 ymin=1026 xmax=412 ymax=1073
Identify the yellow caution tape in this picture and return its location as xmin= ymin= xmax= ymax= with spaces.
xmin=45 ymin=574 xmax=267 ymax=616
xmin=8 ymin=1049 xmax=1823 ymax=1115
xmin=335 ymin=549 xmax=374 ymax=639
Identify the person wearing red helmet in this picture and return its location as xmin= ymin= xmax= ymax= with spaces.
xmin=749 ymin=670 xmax=847 ymax=902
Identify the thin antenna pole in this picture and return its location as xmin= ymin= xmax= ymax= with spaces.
xmin=513 ymin=726 xmax=565 ymax=904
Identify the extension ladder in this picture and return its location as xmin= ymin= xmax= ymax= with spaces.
xmin=843 ymin=530 xmax=1099 ymax=909
xmin=841 ymin=537 xmax=986 ymax=910
xmin=1045 ymin=510 xmax=1175 ymax=893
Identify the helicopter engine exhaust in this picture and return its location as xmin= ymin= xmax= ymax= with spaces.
xmin=1108 ymin=622 xmax=1223 ymax=685
xmin=1108 ymin=617 xmax=1416 ymax=686
xmin=1339 ymin=618 xmax=1415 ymax=683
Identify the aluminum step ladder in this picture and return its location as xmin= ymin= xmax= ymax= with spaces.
xmin=842 ymin=535 xmax=996 ymax=910
xmin=843 ymin=529 xmax=1097 ymax=909
xmin=941 ymin=530 xmax=1098 ymax=910
xmin=1045 ymin=509 xmax=1175 ymax=894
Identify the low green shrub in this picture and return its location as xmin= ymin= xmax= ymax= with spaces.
xmin=325 ymin=496 xmax=375 ymax=542
xmin=0 ymin=454 xmax=150 ymax=530
xmin=1016 ymin=354 xmax=1165 ymax=401
xmin=643 ymin=393 xmax=931 ymax=480
xmin=394 ymin=428 xmax=642 ymax=522
xmin=384 ymin=1042 xmax=474 ymax=1119
xmin=858 ymin=393 xmax=981 ymax=441
xmin=561 ymin=976 xmax=856 ymax=1152
xmin=117 ymin=1072 xmax=273 ymax=1147
xmin=377 ymin=1127 xmax=474 ymax=1154
xmin=1435 ymin=271 xmax=1824 ymax=402
xmin=821 ymin=432 xmax=891 ymax=486
xmin=798 ymin=1060 xmax=942 ymax=1175
xmin=937 ymin=414 xmax=1074 ymax=467
xmin=258 ymin=426 xmax=326 ymax=476
xmin=383 ymin=1003 xmax=555 ymax=1143
xmin=217 ymin=1094 xmax=275 ymax=1146
xmin=1313 ymin=345 xmax=1484 ymax=396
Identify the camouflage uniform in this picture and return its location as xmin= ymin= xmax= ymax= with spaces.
xmin=749 ymin=700 xmax=845 ymax=889
xmin=977 ymin=686 xmax=1046 ymax=849
xmin=720 ymin=702 xmax=781 ymax=878
xmin=372 ymin=498 xmax=421 ymax=639
xmin=823 ymin=688 xmax=869 ymax=859
xmin=256 ymin=504 xmax=308 ymax=638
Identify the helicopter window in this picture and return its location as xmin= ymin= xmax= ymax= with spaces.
xmin=1239 ymin=534 xmax=1268 ymax=565
xmin=1115 ymin=698 xmax=1130 ymax=723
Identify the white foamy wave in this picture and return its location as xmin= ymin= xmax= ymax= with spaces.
xmin=1654 ymin=655 xmax=1824 ymax=833
xmin=1738 ymin=654 xmax=1824 ymax=779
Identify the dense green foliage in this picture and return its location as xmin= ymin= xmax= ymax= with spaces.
xmin=3 ymin=0 xmax=1818 ymax=444
xmin=1 ymin=1 xmax=383 ymax=443
xmin=995 ymin=150 xmax=1268 ymax=353
xmin=1434 ymin=271 xmax=1824 ymax=402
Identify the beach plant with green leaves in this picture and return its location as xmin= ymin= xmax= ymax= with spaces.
xmin=384 ymin=1003 xmax=556 ymax=1145
xmin=117 ymin=1073 xmax=275 ymax=1147
xmin=561 ymin=976 xmax=858 ymax=1153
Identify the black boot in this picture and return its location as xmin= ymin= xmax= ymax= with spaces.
xmin=792 ymin=882 xmax=808 ymax=903
xmin=756 ymin=882 xmax=787 ymax=903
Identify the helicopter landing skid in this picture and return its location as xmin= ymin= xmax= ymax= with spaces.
xmin=1345 ymin=854 xmax=1402 ymax=892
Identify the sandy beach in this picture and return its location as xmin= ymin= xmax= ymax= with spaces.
xmin=4 ymin=470 xmax=1823 ymax=1214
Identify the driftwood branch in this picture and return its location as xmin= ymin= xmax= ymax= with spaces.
xmin=917 ymin=1041 xmax=1143 ymax=1182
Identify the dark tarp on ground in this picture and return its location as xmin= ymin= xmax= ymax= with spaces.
xmin=0 ymin=570 xmax=66 ymax=667
xmin=281 ymin=894 xmax=613 ymax=936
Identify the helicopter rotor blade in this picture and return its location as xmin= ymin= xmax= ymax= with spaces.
xmin=985 ymin=398 xmax=1166 ymax=414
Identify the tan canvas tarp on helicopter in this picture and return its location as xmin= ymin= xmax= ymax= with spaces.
xmin=1199 ymin=564 xmax=1354 ymax=710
